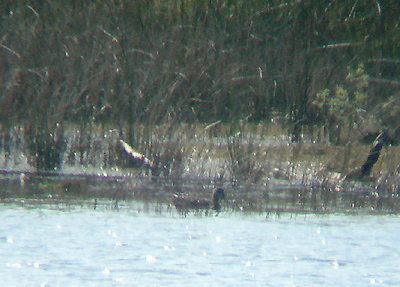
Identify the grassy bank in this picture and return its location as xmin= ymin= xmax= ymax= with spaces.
xmin=1 ymin=120 xmax=400 ymax=214
xmin=1 ymin=121 xmax=400 ymax=186
xmin=1 ymin=1 xmax=400 ymax=207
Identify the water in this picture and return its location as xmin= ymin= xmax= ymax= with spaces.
xmin=1 ymin=204 xmax=400 ymax=287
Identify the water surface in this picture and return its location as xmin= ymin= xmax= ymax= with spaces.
xmin=1 ymin=204 xmax=399 ymax=286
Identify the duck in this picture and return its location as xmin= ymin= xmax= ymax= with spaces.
xmin=173 ymin=188 xmax=225 ymax=214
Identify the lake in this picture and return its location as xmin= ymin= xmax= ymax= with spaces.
xmin=1 ymin=203 xmax=399 ymax=286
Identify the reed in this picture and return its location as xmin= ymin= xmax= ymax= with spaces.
xmin=1 ymin=0 xmax=399 ymax=152
xmin=0 ymin=0 xmax=399 ymax=207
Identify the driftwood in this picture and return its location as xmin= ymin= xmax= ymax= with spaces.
xmin=345 ymin=130 xmax=387 ymax=181
xmin=119 ymin=140 xmax=154 ymax=169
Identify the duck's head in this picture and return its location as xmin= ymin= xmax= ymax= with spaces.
xmin=214 ymin=188 xmax=225 ymax=199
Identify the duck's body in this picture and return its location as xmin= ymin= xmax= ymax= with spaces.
xmin=173 ymin=188 xmax=225 ymax=214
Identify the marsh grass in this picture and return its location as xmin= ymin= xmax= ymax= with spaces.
xmin=2 ymin=120 xmax=400 ymax=214
xmin=3 ymin=120 xmax=398 ymax=183
xmin=2 ymin=1 xmax=399 ymax=161
xmin=1 ymin=0 xmax=400 ymax=213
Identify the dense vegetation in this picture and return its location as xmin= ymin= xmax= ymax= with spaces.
xmin=1 ymin=0 xmax=400 ymax=171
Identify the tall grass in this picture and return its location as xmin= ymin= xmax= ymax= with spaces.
xmin=0 ymin=0 xmax=399 ymax=172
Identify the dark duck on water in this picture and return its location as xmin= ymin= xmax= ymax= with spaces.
xmin=173 ymin=188 xmax=225 ymax=214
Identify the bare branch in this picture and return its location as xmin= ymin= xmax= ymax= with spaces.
xmin=0 ymin=43 xmax=21 ymax=59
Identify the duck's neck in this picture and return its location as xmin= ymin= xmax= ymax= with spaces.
xmin=213 ymin=193 xmax=221 ymax=211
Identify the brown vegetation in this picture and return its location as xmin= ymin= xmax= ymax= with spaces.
xmin=0 ymin=1 xmax=399 ymax=191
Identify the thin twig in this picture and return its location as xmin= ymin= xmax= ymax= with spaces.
xmin=0 ymin=44 xmax=21 ymax=59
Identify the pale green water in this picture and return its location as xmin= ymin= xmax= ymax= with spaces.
xmin=0 ymin=204 xmax=399 ymax=286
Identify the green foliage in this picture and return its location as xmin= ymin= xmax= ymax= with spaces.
xmin=312 ymin=61 xmax=382 ymax=143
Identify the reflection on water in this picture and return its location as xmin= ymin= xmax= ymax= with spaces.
xmin=0 ymin=171 xmax=400 ymax=216
xmin=1 ymin=206 xmax=400 ymax=286
xmin=1 ymin=172 xmax=400 ymax=215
